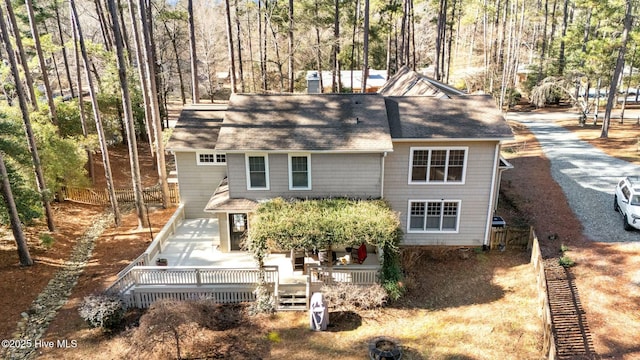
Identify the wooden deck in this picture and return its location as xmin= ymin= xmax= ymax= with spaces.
xmin=107 ymin=206 xmax=381 ymax=310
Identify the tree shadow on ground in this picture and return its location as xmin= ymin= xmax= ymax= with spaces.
xmin=392 ymin=248 xmax=530 ymax=310
xmin=325 ymin=311 xmax=361 ymax=332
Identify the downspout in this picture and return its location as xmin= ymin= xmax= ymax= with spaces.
xmin=380 ymin=152 xmax=387 ymax=198
xmin=483 ymin=144 xmax=500 ymax=247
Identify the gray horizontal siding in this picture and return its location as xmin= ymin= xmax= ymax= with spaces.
xmin=173 ymin=152 xmax=227 ymax=218
xmin=384 ymin=141 xmax=498 ymax=246
xmin=227 ymin=153 xmax=383 ymax=200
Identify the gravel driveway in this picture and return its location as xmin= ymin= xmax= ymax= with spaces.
xmin=506 ymin=112 xmax=640 ymax=243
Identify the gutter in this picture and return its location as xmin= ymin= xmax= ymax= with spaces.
xmin=380 ymin=152 xmax=387 ymax=198
xmin=483 ymin=143 xmax=500 ymax=247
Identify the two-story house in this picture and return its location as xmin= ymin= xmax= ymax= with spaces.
xmin=166 ymin=93 xmax=513 ymax=253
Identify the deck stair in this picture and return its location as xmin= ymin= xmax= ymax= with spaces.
xmin=277 ymin=278 xmax=308 ymax=311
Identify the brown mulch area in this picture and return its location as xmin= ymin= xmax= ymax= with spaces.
xmin=0 ymin=203 xmax=104 ymax=340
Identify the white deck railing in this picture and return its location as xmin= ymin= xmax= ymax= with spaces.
xmin=307 ymin=264 xmax=380 ymax=286
xmin=130 ymin=266 xmax=279 ymax=286
xmin=108 ymin=265 xmax=279 ymax=309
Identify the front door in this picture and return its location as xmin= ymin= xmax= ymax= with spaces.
xmin=229 ymin=213 xmax=247 ymax=251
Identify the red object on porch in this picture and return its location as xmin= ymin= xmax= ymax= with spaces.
xmin=357 ymin=243 xmax=367 ymax=264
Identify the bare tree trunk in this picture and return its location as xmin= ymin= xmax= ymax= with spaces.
xmin=361 ymin=0 xmax=369 ymax=93
xmin=107 ymin=0 xmax=148 ymax=227
xmin=130 ymin=0 xmax=155 ymax=156
xmin=261 ymin=0 xmax=268 ymax=91
xmin=314 ymin=0 xmax=324 ymax=92
xmin=400 ymin=0 xmax=407 ymax=66
xmin=163 ymin=21 xmax=186 ymax=104
xmin=0 ymin=152 xmax=33 ymax=266
xmin=351 ymin=0 xmax=360 ymax=92
xmin=288 ymin=0 xmax=294 ymax=92
xmin=235 ymin=0 xmax=245 ymax=92
xmin=25 ymin=0 xmax=57 ymax=121
xmin=0 ymin=6 xmax=55 ymax=232
xmin=188 ymin=0 xmax=199 ymax=102
xmin=70 ymin=0 xmax=121 ymax=226
xmin=53 ymin=0 xmax=75 ymax=99
xmin=246 ymin=1 xmax=256 ymax=92
xmin=117 ymin=0 xmax=132 ymax=65
xmin=71 ymin=23 xmax=94 ymax=185
xmin=332 ymin=0 xmax=341 ymax=92
xmin=5 ymin=0 xmax=38 ymax=110
xmin=602 ymin=0 xmax=632 ymax=138
xmin=434 ymin=0 xmax=447 ymax=80
xmin=224 ymin=0 xmax=237 ymax=93
xmin=137 ymin=0 xmax=170 ymax=207
xmin=409 ymin=0 xmax=415 ymax=70
xmin=95 ymin=0 xmax=113 ymax=51
xmin=537 ymin=0 xmax=549 ymax=82
xmin=557 ymin=0 xmax=569 ymax=75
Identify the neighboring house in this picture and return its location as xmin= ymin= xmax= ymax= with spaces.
xmin=378 ymin=65 xmax=466 ymax=97
xmin=306 ymin=69 xmax=388 ymax=93
xmin=166 ymin=92 xmax=513 ymax=251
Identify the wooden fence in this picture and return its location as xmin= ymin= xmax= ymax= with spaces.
xmin=61 ymin=183 xmax=179 ymax=205
xmin=490 ymin=225 xmax=533 ymax=250
xmin=530 ymin=230 xmax=556 ymax=360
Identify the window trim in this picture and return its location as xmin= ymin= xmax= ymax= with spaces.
xmin=407 ymin=199 xmax=461 ymax=233
xmin=288 ymin=153 xmax=312 ymax=190
xmin=196 ymin=151 xmax=226 ymax=166
xmin=245 ymin=153 xmax=270 ymax=190
xmin=408 ymin=147 xmax=468 ymax=184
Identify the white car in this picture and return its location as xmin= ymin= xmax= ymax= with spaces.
xmin=614 ymin=176 xmax=640 ymax=231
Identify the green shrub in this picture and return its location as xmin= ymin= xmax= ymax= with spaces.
xmin=39 ymin=233 xmax=55 ymax=248
xmin=559 ymin=255 xmax=575 ymax=268
xmin=78 ymin=293 xmax=125 ymax=330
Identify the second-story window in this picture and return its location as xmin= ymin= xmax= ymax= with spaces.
xmin=246 ymin=154 xmax=269 ymax=190
xmin=409 ymin=147 xmax=467 ymax=184
xmin=289 ymin=154 xmax=311 ymax=190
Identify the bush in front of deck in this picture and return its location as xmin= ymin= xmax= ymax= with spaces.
xmin=78 ymin=293 xmax=125 ymax=331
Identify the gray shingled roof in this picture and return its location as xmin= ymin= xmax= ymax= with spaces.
xmin=385 ymin=95 xmax=514 ymax=140
xmin=214 ymin=94 xmax=394 ymax=152
xmin=166 ymin=104 xmax=227 ymax=151
xmin=378 ymin=66 xmax=466 ymax=97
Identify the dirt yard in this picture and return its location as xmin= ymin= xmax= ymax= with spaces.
xmin=1 ymin=106 xmax=639 ymax=359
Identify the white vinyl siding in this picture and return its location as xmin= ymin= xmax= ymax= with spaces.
xmin=197 ymin=151 xmax=226 ymax=165
xmin=246 ymin=154 xmax=269 ymax=190
xmin=174 ymin=152 xmax=227 ymax=218
xmin=408 ymin=200 xmax=461 ymax=233
xmin=227 ymin=153 xmax=382 ymax=200
xmin=384 ymin=141 xmax=497 ymax=246
xmin=409 ymin=147 xmax=467 ymax=184
xmin=288 ymin=154 xmax=311 ymax=190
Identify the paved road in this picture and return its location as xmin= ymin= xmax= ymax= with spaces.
xmin=505 ymin=111 xmax=640 ymax=242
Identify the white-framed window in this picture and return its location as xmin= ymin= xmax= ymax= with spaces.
xmin=196 ymin=152 xmax=226 ymax=165
xmin=288 ymin=154 xmax=311 ymax=190
xmin=245 ymin=154 xmax=269 ymax=190
xmin=408 ymin=200 xmax=461 ymax=232
xmin=408 ymin=147 xmax=467 ymax=184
